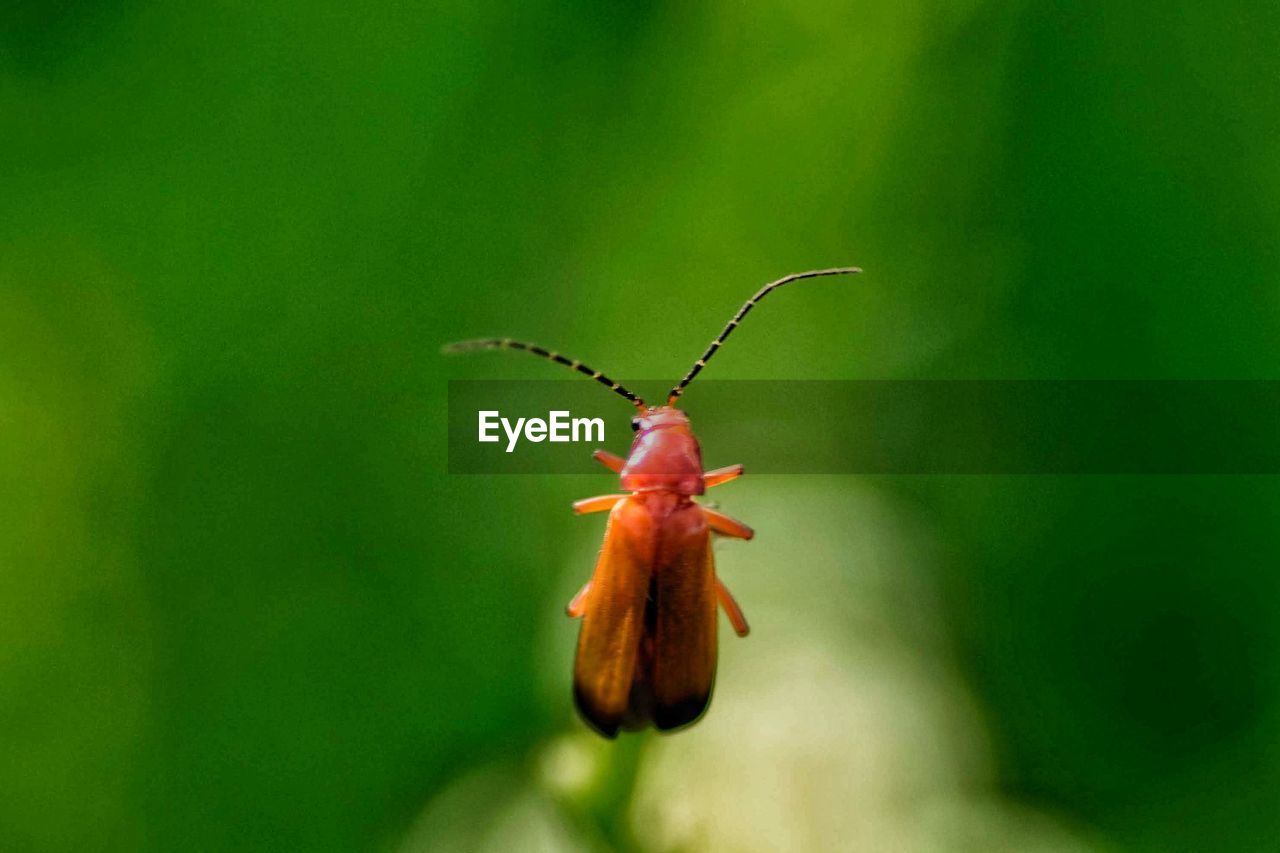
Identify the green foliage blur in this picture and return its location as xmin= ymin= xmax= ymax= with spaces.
xmin=4 ymin=2 xmax=1279 ymax=851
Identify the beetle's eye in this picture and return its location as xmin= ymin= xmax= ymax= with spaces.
xmin=631 ymin=418 xmax=641 ymax=432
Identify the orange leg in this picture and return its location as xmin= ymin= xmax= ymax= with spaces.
xmin=574 ymin=494 xmax=627 ymax=514
xmin=593 ymin=449 xmax=625 ymax=472
xmin=703 ymin=507 xmax=754 ymax=540
xmin=704 ymin=464 xmax=743 ymax=488
xmin=716 ymin=579 xmax=750 ymax=637
xmin=566 ymin=581 xmax=591 ymax=618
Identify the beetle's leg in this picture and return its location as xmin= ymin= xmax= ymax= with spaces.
xmin=703 ymin=507 xmax=754 ymax=540
xmin=573 ymin=494 xmax=627 ymax=514
xmin=593 ymin=449 xmax=626 ymax=473
xmin=566 ymin=581 xmax=591 ymax=618
xmin=704 ymin=464 xmax=744 ymax=488
xmin=716 ymin=578 xmax=750 ymax=637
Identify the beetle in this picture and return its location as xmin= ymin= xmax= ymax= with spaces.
xmin=445 ymin=266 xmax=861 ymax=736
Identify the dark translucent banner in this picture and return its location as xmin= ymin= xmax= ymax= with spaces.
xmin=447 ymin=380 xmax=1280 ymax=474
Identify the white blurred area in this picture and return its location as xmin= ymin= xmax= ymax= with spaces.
xmin=399 ymin=480 xmax=1098 ymax=852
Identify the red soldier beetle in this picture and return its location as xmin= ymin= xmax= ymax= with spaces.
xmin=446 ymin=266 xmax=861 ymax=736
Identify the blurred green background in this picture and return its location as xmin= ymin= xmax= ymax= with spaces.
xmin=4 ymin=1 xmax=1279 ymax=851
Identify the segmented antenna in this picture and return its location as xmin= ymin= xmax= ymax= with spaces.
xmin=667 ymin=267 xmax=862 ymax=405
xmin=443 ymin=338 xmax=647 ymax=411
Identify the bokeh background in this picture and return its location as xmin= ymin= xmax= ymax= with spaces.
xmin=4 ymin=2 xmax=1279 ymax=850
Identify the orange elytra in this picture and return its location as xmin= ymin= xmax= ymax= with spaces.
xmin=446 ymin=266 xmax=861 ymax=736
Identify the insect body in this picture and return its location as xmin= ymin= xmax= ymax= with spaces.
xmin=446 ymin=267 xmax=860 ymax=736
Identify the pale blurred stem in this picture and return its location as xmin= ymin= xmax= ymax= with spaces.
xmin=556 ymin=733 xmax=650 ymax=852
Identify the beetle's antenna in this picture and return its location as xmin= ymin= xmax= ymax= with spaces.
xmin=444 ymin=338 xmax=647 ymax=411
xmin=666 ymin=267 xmax=862 ymax=405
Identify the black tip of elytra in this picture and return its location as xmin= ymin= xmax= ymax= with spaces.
xmin=653 ymin=693 xmax=711 ymax=732
xmin=573 ymin=683 xmax=620 ymax=739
